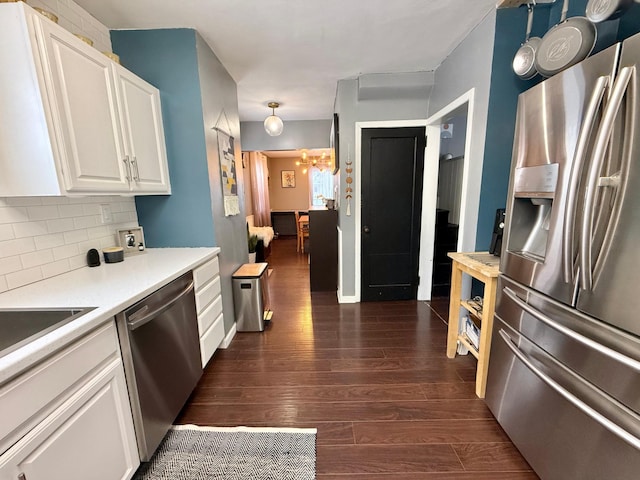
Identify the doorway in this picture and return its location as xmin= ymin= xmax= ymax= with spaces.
xmin=360 ymin=127 xmax=426 ymax=301
xmin=432 ymin=109 xmax=468 ymax=297
xmin=352 ymin=90 xmax=477 ymax=303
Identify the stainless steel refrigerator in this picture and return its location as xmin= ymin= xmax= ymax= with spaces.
xmin=485 ymin=32 xmax=640 ymax=479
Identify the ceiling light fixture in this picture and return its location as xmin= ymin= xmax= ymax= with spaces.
xmin=295 ymin=149 xmax=333 ymax=173
xmin=264 ymin=102 xmax=284 ymax=136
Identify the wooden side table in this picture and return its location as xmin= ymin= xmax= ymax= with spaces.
xmin=446 ymin=252 xmax=500 ymax=398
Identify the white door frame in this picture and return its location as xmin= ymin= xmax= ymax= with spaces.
xmin=418 ymin=88 xmax=476 ymax=300
xmin=354 ymin=88 xmax=476 ymax=303
xmin=354 ymin=119 xmax=428 ymax=303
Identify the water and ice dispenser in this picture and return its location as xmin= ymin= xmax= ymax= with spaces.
xmin=507 ymin=163 xmax=559 ymax=261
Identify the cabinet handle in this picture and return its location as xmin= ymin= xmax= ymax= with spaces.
xmin=132 ymin=156 xmax=140 ymax=182
xmin=18 ymin=473 xmax=26 ymax=480
xmin=123 ymin=156 xmax=132 ymax=183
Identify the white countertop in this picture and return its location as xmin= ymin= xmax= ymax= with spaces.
xmin=0 ymin=247 xmax=220 ymax=384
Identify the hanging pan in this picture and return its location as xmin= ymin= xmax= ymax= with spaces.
xmin=513 ymin=3 xmax=542 ymax=80
xmin=586 ymin=0 xmax=633 ymax=23
xmin=534 ymin=0 xmax=597 ymax=77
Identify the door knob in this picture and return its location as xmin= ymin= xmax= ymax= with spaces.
xmin=363 ymin=226 xmax=371 ymax=234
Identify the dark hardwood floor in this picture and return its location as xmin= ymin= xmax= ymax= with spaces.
xmin=177 ymin=237 xmax=538 ymax=479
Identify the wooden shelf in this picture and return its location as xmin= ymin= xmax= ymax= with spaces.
xmin=446 ymin=252 xmax=500 ymax=398
xmin=460 ymin=300 xmax=483 ymax=320
xmin=457 ymin=334 xmax=479 ymax=359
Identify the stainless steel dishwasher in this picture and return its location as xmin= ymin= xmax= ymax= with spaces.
xmin=116 ymin=271 xmax=202 ymax=461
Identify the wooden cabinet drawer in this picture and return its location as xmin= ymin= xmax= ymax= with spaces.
xmin=0 ymin=321 xmax=119 ymax=454
xmin=195 ymin=275 xmax=221 ymax=313
xmin=200 ymin=313 xmax=224 ymax=367
xmin=197 ymin=294 xmax=223 ymax=335
xmin=193 ymin=256 xmax=220 ymax=290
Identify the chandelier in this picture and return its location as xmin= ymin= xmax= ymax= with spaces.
xmin=296 ymin=150 xmax=332 ymax=174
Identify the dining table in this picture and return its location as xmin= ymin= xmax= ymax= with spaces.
xmin=297 ymin=214 xmax=309 ymax=253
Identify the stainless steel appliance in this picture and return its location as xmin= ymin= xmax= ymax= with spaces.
xmin=486 ymin=32 xmax=640 ymax=479
xmin=116 ymin=271 xmax=202 ymax=461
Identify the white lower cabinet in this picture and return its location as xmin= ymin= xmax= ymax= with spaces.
xmin=0 ymin=322 xmax=139 ymax=480
xmin=193 ymin=255 xmax=225 ymax=367
xmin=0 ymin=360 xmax=137 ymax=480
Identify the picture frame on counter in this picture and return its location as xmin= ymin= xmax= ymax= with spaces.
xmin=117 ymin=227 xmax=146 ymax=256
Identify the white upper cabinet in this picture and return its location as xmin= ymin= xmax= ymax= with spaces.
xmin=37 ymin=17 xmax=131 ymax=194
xmin=0 ymin=3 xmax=171 ymax=196
xmin=114 ymin=65 xmax=171 ymax=193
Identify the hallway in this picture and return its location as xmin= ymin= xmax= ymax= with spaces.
xmin=177 ymin=237 xmax=537 ymax=478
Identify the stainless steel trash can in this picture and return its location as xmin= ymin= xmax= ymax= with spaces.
xmin=232 ymin=262 xmax=271 ymax=332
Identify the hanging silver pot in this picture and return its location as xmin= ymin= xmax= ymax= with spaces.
xmin=586 ymin=0 xmax=633 ymax=23
xmin=535 ymin=0 xmax=597 ymax=77
xmin=513 ymin=3 xmax=543 ymax=80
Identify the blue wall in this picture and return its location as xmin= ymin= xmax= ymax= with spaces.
xmin=476 ymin=1 xmax=640 ymax=250
xmin=475 ymin=5 xmax=551 ymax=249
xmin=618 ymin=3 xmax=640 ymax=39
xmin=111 ymin=29 xmax=217 ymax=247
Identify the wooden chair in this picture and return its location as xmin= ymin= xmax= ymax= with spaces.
xmin=295 ymin=211 xmax=309 ymax=253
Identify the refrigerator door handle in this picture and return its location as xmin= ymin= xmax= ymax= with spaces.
xmin=562 ymin=75 xmax=610 ymax=283
xmin=597 ymin=172 xmax=621 ymax=188
xmin=503 ymin=286 xmax=640 ymax=372
xmin=580 ymin=66 xmax=634 ymax=291
xmin=498 ymin=329 xmax=640 ymax=450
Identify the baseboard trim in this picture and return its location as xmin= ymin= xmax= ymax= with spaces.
xmin=220 ymin=322 xmax=237 ymax=349
xmin=338 ymin=292 xmax=358 ymax=304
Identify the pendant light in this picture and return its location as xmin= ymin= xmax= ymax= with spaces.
xmin=264 ymin=102 xmax=284 ymax=136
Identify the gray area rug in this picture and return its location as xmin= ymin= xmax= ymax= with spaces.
xmin=133 ymin=425 xmax=317 ymax=480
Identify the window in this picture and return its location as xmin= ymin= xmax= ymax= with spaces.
xmin=309 ymin=167 xmax=334 ymax=207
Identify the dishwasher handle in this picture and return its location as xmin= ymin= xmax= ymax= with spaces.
xmin=127 ymin=280 xmax=195 ymax=331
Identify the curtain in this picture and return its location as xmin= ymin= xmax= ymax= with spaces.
xmin=249 ymin=151 xmax=272 ymax=226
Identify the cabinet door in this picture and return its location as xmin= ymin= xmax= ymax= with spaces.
xmin=35 ymin=18 xmax=130 ymax=193
xmin=0 ymin=360 xmax=139 ymax=480
xmin=115 ymin=66 xmax=171 ymax=194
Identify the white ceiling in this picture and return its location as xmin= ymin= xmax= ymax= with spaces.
xmin=74 ymin=0 xmax=498 ymax=122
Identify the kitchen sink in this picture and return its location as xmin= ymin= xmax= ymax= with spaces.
xmin=0 ymin=308 xmax=95 ymax=359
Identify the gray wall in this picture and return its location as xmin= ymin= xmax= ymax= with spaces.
xmin=428 ymin=10 xmax=496 ymax=253
xmin=335 ymin=76 xmax=432 ymax=298
xmin=195 ymin=33 xmax=248 ymax=333
xmin=240 ymin=120 xmax=332 ymax=151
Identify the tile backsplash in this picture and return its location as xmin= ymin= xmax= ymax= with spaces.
xmin=0 ymin=2 xmax=128 ymax=293
xmin=27 ymin=0 xmax=112 ymax=53
xmin=0 ymin=196 xmax=138 ymax=293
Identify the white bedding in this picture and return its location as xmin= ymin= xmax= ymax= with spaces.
xmin=249 ymin=225 xmax=275 ymax=247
